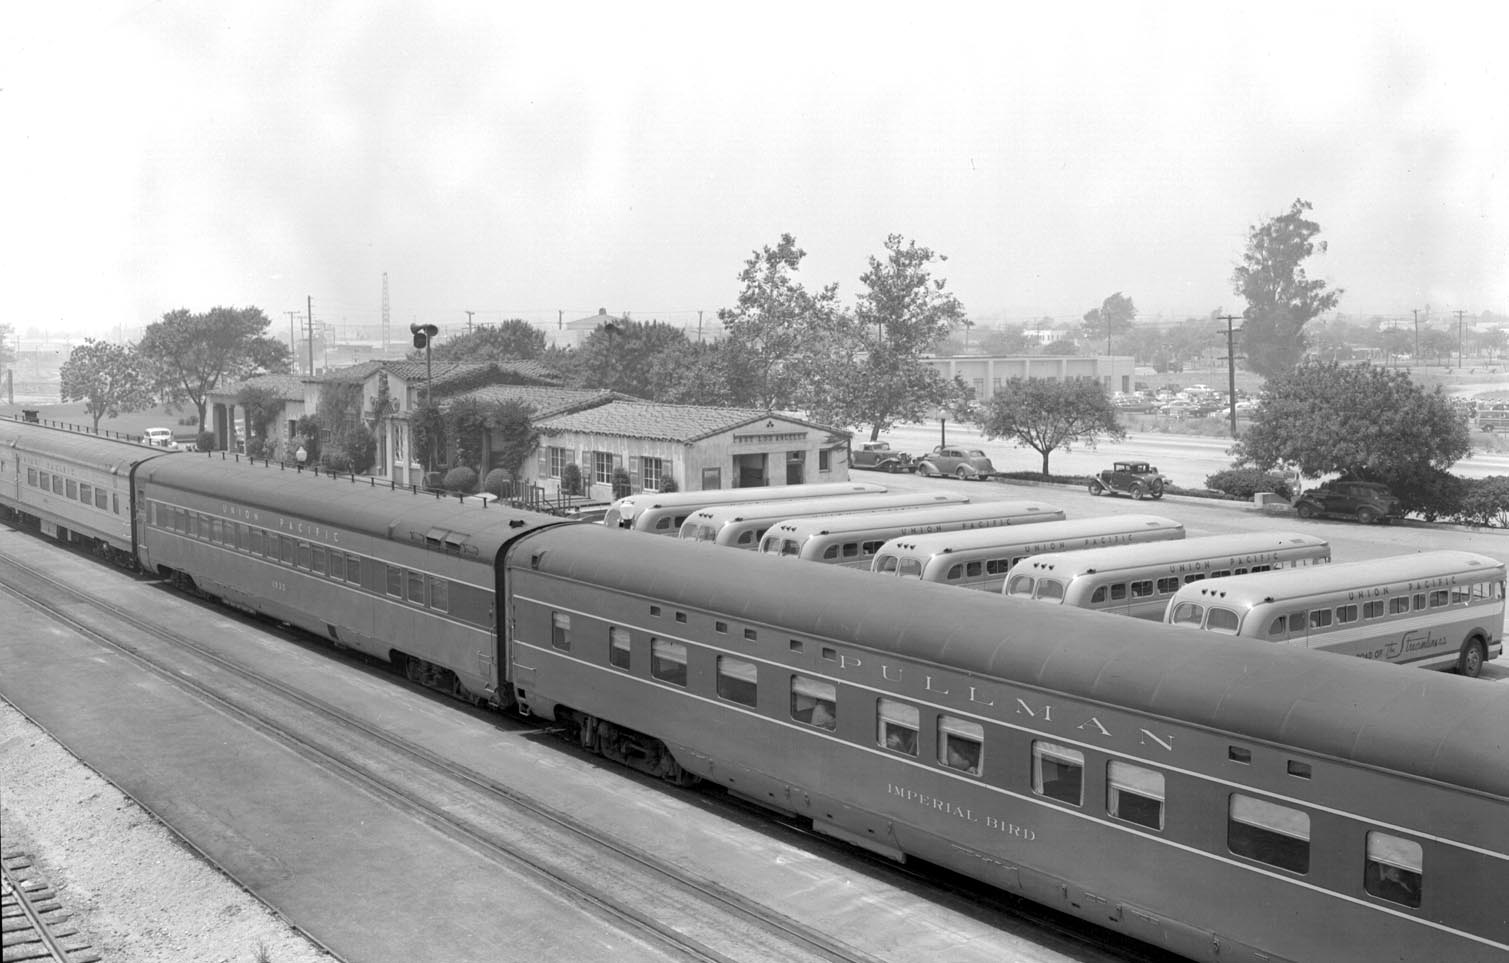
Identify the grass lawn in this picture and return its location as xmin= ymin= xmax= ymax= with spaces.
xmin=0 ymin=401 xmax=202 ymax=445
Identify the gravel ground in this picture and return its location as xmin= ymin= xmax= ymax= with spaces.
xmin=0 ymin=699 xmax=335 ymax=963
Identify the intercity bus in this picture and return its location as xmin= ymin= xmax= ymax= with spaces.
xmin=603 ymin=481 xmax=888 ymax=534
xmin=757 ymin=500 xmax=1065 ymax=569
xmin=677 ymin=490 xmax=970 ymax=549
xmin=1163 ymin=550 xmax=1505 ymax=677
xmin=872 ymin=515 xmax=1183 ymax=593
xmin=1007 ymin=532 xmax=1330 ymax=618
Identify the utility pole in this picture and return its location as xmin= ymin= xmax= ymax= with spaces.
xmin=1218 ymin=314 xmax=1242 ymax=436
xmin=286 ymin=311 xmax=298 ymax=359
xmin=696 ymin=309 xmax=704 ymax=343
xmin=305 ymin=296 xmax=315 ymax=376
xmin=1412 ymin=308 xmax=1419 ymax=361
xmin=1456 ymin=309 xmax=1467 ymax=367
xmin=465 ymin=310 xmax=474 ymax=334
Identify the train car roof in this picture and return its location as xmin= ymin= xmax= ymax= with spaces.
xmin=1171 ymin=549 xmax=1504 ymax=606
xmin=524 ymin=525 xmax=1509 ymax=799
xmin=1020 ymin=531 xmax=1327 ymax=573
xmin=879 ymin=514 xmax=1176 ymax=555
xmin=138 ymin=452 xmax=569 ymax=558
xmin=1 ymin=419 xmax=171 ymax=475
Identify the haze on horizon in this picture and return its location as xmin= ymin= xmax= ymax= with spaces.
xmin=3 ymin=2 xmax=1505 ymax=344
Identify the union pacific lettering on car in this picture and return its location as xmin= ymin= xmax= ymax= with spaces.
xmin=4 ymin=417 xmax=1505 ymax=963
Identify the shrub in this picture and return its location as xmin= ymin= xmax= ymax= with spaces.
xmin=483 ymin=468 xmax=513 ymax=499
xmin=443 ymin=466 xmax=478 ymax=493
xmin=1205 ymin=468 xmax=1293 ymax=500
xmin=561 ymin=462 xmax=583 ymax=496
xmin=246 ymin=438 xmax=267 ymax=460
xmin=659 ymin=475 xmax=678 ymax=493
xmin=1380 ymin=466 xmax=1466 ymax=522
xmin=611 ymin=466 xmax=632 ymax=500
xmin=321 ymin=449 xmax=352 ymax=473
xmin=195 ymin=430 xmax=215 ymax=452
xmin=1452 ymin=475 xmax=1509 ymax=528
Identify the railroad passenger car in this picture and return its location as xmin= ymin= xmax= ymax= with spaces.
xmin=508 ymin=526 xmax=1508 ymax=963
xmin=757 ymin=500 xmax=1064 ymax=568
xmin=0 ymin=418 xmax=167 ymax=563
xmin=678 ymin=490 xmax=969 ymax=549
xmin=134 ymin=451 xmax=570 ymax=702
xmin=604 ymin=481 xmax=888 ymax=533
xmin=1007 ymin=532 xmax=1330 ymax=618
xmin=872 ymin=514 xmax=1182 ymax=592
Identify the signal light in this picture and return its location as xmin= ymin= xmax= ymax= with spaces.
xmin=410 ymin=322 xmax=439 ymax=349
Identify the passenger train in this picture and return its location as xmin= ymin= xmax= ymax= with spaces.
xmin=3 ymin=417 xmax=1506 ymax=963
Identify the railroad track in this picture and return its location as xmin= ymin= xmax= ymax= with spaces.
xmin=1 ymin=852 xmax=102 ymax=963
xmin=0 ymin=555 xmax=895 ymax=963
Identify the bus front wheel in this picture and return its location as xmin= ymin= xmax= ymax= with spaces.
xmin=1458 ymin=639 xmax=1487 ymax=679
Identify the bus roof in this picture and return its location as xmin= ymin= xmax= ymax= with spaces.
xmin=765 ymin=500 xmax=1062 ymax=540
xmin=879 ymin=514 xmax=1177 ymax=558
xmin=1019 ymin=531 xmax=1327 ymax=577
xmin=680 ymin=491 xmax=967 ymax=529
xmin=1169 ymin=550 xmax=1505 ymax=608
xmin=604 ymin=481 xmax=887 ymax=527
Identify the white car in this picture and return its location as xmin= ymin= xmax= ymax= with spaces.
xmin=141 ymin=427 xmax=181 ymax=451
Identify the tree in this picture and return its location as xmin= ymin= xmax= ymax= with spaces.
xmin=59 ymin=339 xmax=156 ymax=430
xmin=1080 ymin=292 xmax=1137 ymax=349
xmin=1233 ymin=361 xmax=1469 ymax=488
xmin=825 ymin=235 xmax=967 ymax=440
xmin=430 ymin=320 xmax=546 ymax=362
xmin=717 ymin=234 xmax=846 ymax=411
xmin=489 ymin=399 xmax=540 ymax=495
xmin=566 ymin=319 xmax=693 ymax=399
xmin=980 ymin=377 xmax=1126 ymax=475
xmin=0 ymin=322 xmax=14 ymax=370
xmin=138 ymin=306 xmax=293 ymax=428
xmin=1231 ymin=198 xmax=1343 ymax=378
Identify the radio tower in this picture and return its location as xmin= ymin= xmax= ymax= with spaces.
xmin=381 ymin=272 xmax=390 ymax=353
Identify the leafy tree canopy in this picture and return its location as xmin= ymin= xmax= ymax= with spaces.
xmin=139 ymin=306 xmax=293 ymax=428
xmin=564 ymin=319 xmax=694 ymax=399
xmin=1232 ymin=198 xmax=1343 ymax=378
xmin=1233 ymin=360 xmax=1469 ymax=483
xmin=0 ymin=323 xmax=14 ymax=369
xmin=980 ymin=377 xmax=1126 ymax=475
xmin=489 ymin=399 xmax=541 ymax=488
xmin=60 ymin=339 xmax=157 ymax=429
xmin=1080 ymin=292 xmax=1137 ymax=347
xmin=428 ymin=319 xmax=546 ymax=363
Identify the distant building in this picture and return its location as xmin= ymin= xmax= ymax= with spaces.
xmin=921 ymin=355 xmax=1138 ymax=403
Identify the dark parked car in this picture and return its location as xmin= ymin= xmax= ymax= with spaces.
xmin=1292 ymin=480 xmax=1403 ymax=524
xmin=1088 ymin=460 xmax=1168 ymax=499
xmin=851 ymin=441 xmax=915 ymax=473
xmin=916 ymin=446 xmax=996 ymax=480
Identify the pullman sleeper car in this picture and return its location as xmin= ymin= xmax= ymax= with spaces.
xmin=510 ymin=528 xmax=1508 ymax=963
xmin=5 ymin=418 xmax=1507 ymax=963
xmin=0 ymin=420 xmax=167 ymax=564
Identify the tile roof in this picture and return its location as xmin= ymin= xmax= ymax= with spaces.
xmin=537 ymin=401 xmax=848 ymax=443
xmin=215 ymin=373 xmax=308 ymax=401
xmin=454 ymin=386 xmax=619 ymax=418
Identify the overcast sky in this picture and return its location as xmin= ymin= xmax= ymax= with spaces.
xmin=4 ymin=2 xmax=1505 ymax=344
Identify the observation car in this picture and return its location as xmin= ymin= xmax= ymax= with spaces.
xmin=677 ymin=490 xmax=968 ymax=549
xmin=604 ymin=481 xmax=888 ymax=534
xmin=758 ymin=500 xmax=1064 ymax=568
xmin=1164 ymin=550 xmax=1504 ymax=676
xmin=1007 ymin=532 xmax=1330 ymax=619
xmin=871 ymin=514 xmax=1182 ymax=592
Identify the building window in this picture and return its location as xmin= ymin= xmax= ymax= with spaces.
xmin=549 ymin=446 xmax=570 ymax=478
xmin=593 ymin=451 xmax=615 ymax=485
xmin=641 ymin=456 xmax=665 ymax=492
xmin=818 ymin=449 xmax=831 ymax=471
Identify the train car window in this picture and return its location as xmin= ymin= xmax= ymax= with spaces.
xmin=743 ymin=628 xmax=757 ymax=642
xmin=1155 ymin=576 xmax=1178 ymax=594
xmin=311 ymin=547 xmax=327 ymax=575
xmin=1204 ymin=607 xmax=1239 ymax=634
xmin=79 ymin=483 xmax=91 ymax=504
xmin=877 ymin=699 xmax=918 ymax=756
xmin=52 ymin=475 xmax=63 ymax=495
xmin=385 ymin=565 xmax=402 ymax=597
xmin=551 ymin=612 xmax=571 ymax=650
xmin=27 ymin=468 xmax=37 ymax=486
xmin=38 ymin=470 xmax=49 ymax=490
xmin=1364 ymin=832 xmax=1422 ymax=908
xmin=296 ymin=541 xmax=312 ymax=568
xmin=428 ymin=578 xmax=447 ymax=612
xmin=609 ymin=627 xmax=631 ymax=669
xmin=1107 ymin=760 xmax=1164 ymax=829
xmin=1031 ymin=740 xmax=1082 ymax=803
xmin=112 ymin=492 xmax=120 ymax=515
xmin=936 ymin=717 xmax=983 ymax=774
xmin=95 ymin=489 xmax=108 ymax=510
xmin=1004 ymin=575 xmax=1033 ymax=597
xmin=1363 ymin=600 xmax=1384 ymax=619
xmin=651 ymin=638 xmax=687 ymax=686
xmin=1228 ymin=746 xmax=1252 ymax=764
xmin=406 ymin=570 xmax=426 ymax=605
xmin=1228 ymin=794 xmax=1310 ymax=874
xmin=791 ymin=675 xmax=836 ymax=730
xmin=328 ymin=551 xmax=345 ymax=581
xmin=1389 ymin=596 xmax=1410 ymax=615
xmin=1336 ymin=604 xmax=1358 ymax=624
xmin=280 ymin=536 xmax=295 ymax=565
xmin=649 ymin=605 xmax=661 ymax=617
xmin=675 ymin=611 xmax=687 ymax=623
xmin=249 ymin=529 xmax=265 ymax=555
xmin=1286 ymin=760 xmax=1311 ymax=779
xmin=714 ymin=621 xmax=728 ymax=634
xmin=716 ymin=656 xmax=757 ymax=706
xmin=346 ymin=555 xmax=361 ymax=585
xmin=821 ymin=646 xmax=837 ymax=661
xmin=66 ymin=479 xmax=77 ymax=500
xmin=789 ymin=639 xmax=804 ymax=654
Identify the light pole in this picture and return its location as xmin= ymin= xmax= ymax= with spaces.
xmin=410 ymin=322 xmax=440 ymax=472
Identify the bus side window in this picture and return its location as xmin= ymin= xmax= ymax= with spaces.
xmin=966 ymin=561 xmax=983 ymax=577
xmin=1428 ymin=590 xmax=1449 ymax=608
xmin=947 ymin=564 xmax=963 ymax=581
xmin=1412 ymin=593 xmax=1427 ymax=611
xmin=1309 ymin=609 xmax=1333 ymax=630
xmin=1389 ymin=596 xmax=1410 ymax=615
xmin=1267 ymin=615 xmax=1287 ymax=638
xmin=1170 ymin=602 xmax=1204 ymax=626
xmin=1090 ymin=585 xmax=1109 ymax=604
xmin=1131 ymin=580 xmax=1154 ymax=598
xmin=898 ymin=558 xmax=923 ymax=578
xmin=1005 ymin=575 xmax=1034 ymax=597
xmin=1363 ymin=600 xmax=1385 ymax=620
xmin=1286 ymin=611 xmax=1307 ymax=639
xmin=1154 ymin=576 xmax=1177 ymax=594
xmin=1183 ymin=573 xmax=1206 ymax=584
xmin=1109 ymin=583 xmax=1128 ymax=601
xmin=1205 ymin=607 xmax=1240 ymax=633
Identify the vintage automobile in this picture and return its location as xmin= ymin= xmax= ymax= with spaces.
xmin=140 ymin=427 xmax=181 ymax=451
xmin=850 ymin=441 xmax=915 ymax=473
xmin=1088 ymin=460 xmax=1168 ymax=499
xmin=915 ymin=445 xmax=996 ymax=480
xmin=1291 ymin=479 xmax=1403 ymax=524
